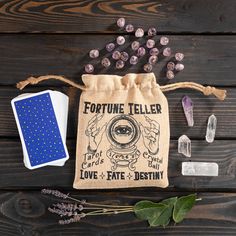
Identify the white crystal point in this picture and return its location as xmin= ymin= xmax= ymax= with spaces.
xmin=182 ymin=162 xmax=219 ymax=176
xmin=205 ymin=114 xmax=217 ymax=143
xmin=178 ymin=135 xmax=191 ymax=157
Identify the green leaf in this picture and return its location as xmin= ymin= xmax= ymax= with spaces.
xmin=149 ymin=197 xmax=177 ymax=227
xmin=147 ymin=205 xmax=171 ymax=227
xmin=134 ymin=200 xmax=172 ymax=227
xmin=173 ymin=194 xmax=197 ymax=223
xmin=134 ymin=200 xmax=167 ymax=220
xmin=161 ymin=196 xmax=178 ymax=207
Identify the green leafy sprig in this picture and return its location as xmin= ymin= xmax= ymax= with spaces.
xmin=41 ymin=189 xmax=199 ymax=226
xmin=134 ymin=194 xmax=197 ymax=227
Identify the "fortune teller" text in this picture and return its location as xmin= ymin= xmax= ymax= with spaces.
xmin=83 ymin=102 xmax=162 ymax=115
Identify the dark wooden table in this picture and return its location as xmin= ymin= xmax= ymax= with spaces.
xmin=0 ymin=0 xmax=236 ymax=235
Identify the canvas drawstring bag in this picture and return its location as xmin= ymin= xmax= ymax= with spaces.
xmin=17 ymin=73 xmax=226 ymax=189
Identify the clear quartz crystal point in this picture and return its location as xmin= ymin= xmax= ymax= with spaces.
xmin=182 ymin=95 xmax=194 ymax=127
xmin=178 ymin=135 xmax=191 ymax=157
xmin=206 ymin=114 xmax=217 ymax=143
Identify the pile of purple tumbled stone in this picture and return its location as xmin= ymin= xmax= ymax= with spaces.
xmin=84 ymin=17 xmax=184 ymax=79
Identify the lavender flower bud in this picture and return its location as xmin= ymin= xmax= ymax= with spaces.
xmin=81 ymin=199 xmax=86 ymax=204
xmin=59 ymin=216 xmax=81 ymax=225
xmin=78 ymin=205 xmax=84 ymax=211
xmin=80 ymin=212 xmax=86 ymax=218
xmin=41 ymin=189 xmax=69 ymax=199
xmin=89 ymin=49 xmax=99 ymax=58
xmin=117 ymin=17 xmax=125 ymax=28
xmin=135 ymin=28 xmax=144 ymax=38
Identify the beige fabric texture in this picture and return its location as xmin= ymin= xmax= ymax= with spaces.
xmin=73 ymin=73 xmax=170 ymax=189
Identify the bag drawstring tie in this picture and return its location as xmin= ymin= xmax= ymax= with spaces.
xmin=16 ymin=75 xmax=226 ymax=101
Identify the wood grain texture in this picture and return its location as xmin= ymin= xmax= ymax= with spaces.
xmin=0 ymin=35 xmax=236 ymax=86
xmin=0 ymin=191 xmax=235 ymax=235
xmin=1 ymin=86 xmax=233 ymax=139
xmin=0 ymin=0 xmax=235 ymax=33
xmin=0 ymin=139 xmax=235 ymax=190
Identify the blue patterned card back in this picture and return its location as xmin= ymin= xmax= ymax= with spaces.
xmin=13 ymin=92 xmax=67 ymax=167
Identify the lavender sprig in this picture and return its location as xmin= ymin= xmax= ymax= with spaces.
xmin=42 ymin=189 xmax=201 ymax=226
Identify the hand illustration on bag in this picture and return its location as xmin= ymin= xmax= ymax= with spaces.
xmin=139 ymin=115 xmax=160 ymax=155
xmin=85 ymin=113 xmax=107 ymax=153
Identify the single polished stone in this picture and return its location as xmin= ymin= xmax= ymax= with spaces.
xmin=117 ymin=36 xmax=125 ymax=45
xmin=116 ymin=60 xmax=125 ymax=69
xmin=143 ymin=63 xmax=152 ymax=72
xmin=125 ymin=24 xmax=134 ymax=32
xmin=148 ymin=27 xmax=157 ymax=37
xmin=112 ymin=51 xmax=121 ymax=60
xmin=84 ymin=64 xmax=94 ymax=73
xmin=166 ymin=70 xmax=174 ymax=79
xmin=146 ymin=39 xmax=155 ymax=48
xmin=120 ymin=51 xmax=129 ymax=61
xmin=160 ymin=36 xmax=169 ymax=46
xmin=89 ymin=49 xmax=99 ymax=58
xmin=149 ymin=48 xmax=159 ymax=56
xmin=106 ymin=43 xmax=115 ymax=52
xmin=163 ymin=47 xmax=171 ymax=57
xmin=101 ymin=58 xmax=111 ymax=68
xmin=167 ymin=61 xmax=175 ymax=71
xmin=135 ymin=28 xmax=144 ymax=38
xmin=137 ymin=47 xmax=146 ymax=57
xmin=175 ymin=63 xmax=185 ymax=71
xmin=175 ymin=52 xmax=184 ymax=61
xmin=117 ymin=17 xmax=125 ymax=28
xmin=148 ymin=55 xmax=158 ymax=65
xmin=129 ymin=55 xmax=138 ymax=65
xmin=131 ymin=41 xmax=140 ymax=51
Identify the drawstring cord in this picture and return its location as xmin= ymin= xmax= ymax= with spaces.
xmin=16 ymin=75 xmax=86 ymax=91
xmin=16 ymin=75 xmax=226 ymax=101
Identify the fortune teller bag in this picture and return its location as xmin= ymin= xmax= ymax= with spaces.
xmin=17 ymin=73 xmax=226 ymax=189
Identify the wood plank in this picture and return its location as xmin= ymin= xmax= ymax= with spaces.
xmin=0 ymin=191 xmax=235 ymax=235
xmin=0 ymin=87 xmax=234 ymax=139
xmin=0 ymin=35 xmax=236 ymax=86
xmin=0 ymin=139 xmax=235 ymax=190
xmin=0 ymin=0 xmax=235 ymax=33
